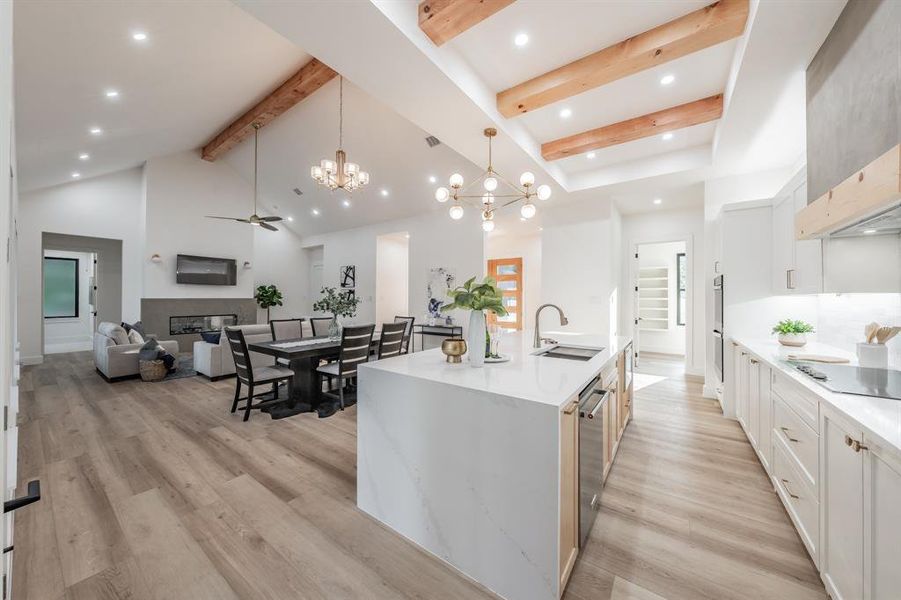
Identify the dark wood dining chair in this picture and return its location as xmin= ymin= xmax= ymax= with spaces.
xmin=310 ymin=317 xmax=333 ymax=337
xmin=315 ymin=324 xmax=375 ymax=410
xmin=225 ymin=327 xmax=294 ymax=421
xmin=394 ymin=316 xmax=415 ymax=353
xmin=270 ymin=318 xmax=304 ymax=341
xmin=374 ymin=322 xmax=407 ymax=360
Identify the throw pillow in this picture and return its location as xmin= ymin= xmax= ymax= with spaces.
xmin=99 ymin=322 xmax=130 ymax=345
xmin=138 ymin=338 xmax=162 ymax=361
xmin=128 ymin=329 xmax=145 ymax=345
xmin=200 ymin=331 xmax=221 ymax=345
xmin=121 ymin=320 xmax=147 ymax=337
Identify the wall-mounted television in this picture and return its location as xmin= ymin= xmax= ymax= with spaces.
xmin=176 ymin=254 xmax=237 ymax=286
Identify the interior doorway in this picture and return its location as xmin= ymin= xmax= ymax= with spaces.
xmin=633 ymin=239 xmax=690 ymax=375
xmin=375 ymin=232 xmax=409 ymax=325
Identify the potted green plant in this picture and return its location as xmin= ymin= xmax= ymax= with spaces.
xmin=312 ymin=287 xmax=362 ymax=339
xmin=772 ymin=319 xmax=814 ymax=347
xmin=441 ymin=276 xmax=507 ymax=367
xmin=254 ymin=284 xmax=284 ymax=323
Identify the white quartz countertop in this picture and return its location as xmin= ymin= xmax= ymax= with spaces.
xmin=361 ymin=330 xmax=630 ymax=408
xmin=733 ymin=337 xmax=901 ymax=454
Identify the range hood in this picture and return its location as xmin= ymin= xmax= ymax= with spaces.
xmin=797 ymin=144 xmax=901 ymax=240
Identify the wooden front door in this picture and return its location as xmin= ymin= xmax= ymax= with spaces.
xmin=486 ymin=257 xmax=523 ymax=330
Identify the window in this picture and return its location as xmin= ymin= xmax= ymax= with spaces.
xmin=676 ymin=252 xmax=686 ymax=326
xmin=44 ymin=257 xmax=79 ymax=318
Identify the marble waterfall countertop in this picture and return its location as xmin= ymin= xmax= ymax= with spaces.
xmin=733 ymin=337 xmax=901 ymax=453
xmin=361 ymin=330 xmax=631 ymax=407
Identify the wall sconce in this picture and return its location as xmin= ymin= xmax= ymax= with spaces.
xmin=243 ymin=261 xmax=252 ymax=269
xmin=150 ymin=253 xmax=162 ymax=263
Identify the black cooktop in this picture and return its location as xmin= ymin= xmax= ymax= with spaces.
xmin=792 ymin=362 xmax=901 ymax=401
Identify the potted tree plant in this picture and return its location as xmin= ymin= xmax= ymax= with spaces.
xmin=313 ymin=287 xmax=362 ymax=339
xmin=441 ymin=276 xmax=507 ymax=368
xmin=255 ymin=284 xmax=284 ymax=323
xmin=772 ymin=319 xmax=815 ymax=347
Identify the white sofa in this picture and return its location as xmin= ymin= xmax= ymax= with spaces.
xmin=193 ymin=324 xmax=274 ymax=380
xmin=94 ymin=323 xmax=179 ymax=381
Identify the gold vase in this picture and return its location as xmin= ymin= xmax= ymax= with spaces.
xmin=441 ymin=338 xmax=467 ymax=363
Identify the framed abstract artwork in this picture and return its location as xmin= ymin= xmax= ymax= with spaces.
xmin=340 ymin=265 xmax=356 ymax=289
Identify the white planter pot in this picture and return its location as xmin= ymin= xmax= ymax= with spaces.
xmin=777 ymin=333 xmax=807 ymax=347
xmin=468 ymin=311 xmax=486 ymax=368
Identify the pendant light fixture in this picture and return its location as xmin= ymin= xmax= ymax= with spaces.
xmin=311 ymin=76 xmax=370 ymax=192
xmin=434 ymin=128 xmax=550 ymax=232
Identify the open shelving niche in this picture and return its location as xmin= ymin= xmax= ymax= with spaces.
xmin=638 ymin=265 xmax=670 ymax=331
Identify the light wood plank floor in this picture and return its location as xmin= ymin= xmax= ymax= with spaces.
xmin=12 ymin=352 xmax=825 ymax=600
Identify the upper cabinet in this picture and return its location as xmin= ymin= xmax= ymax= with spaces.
xmin=772 ymin=171 xmax=823 ymax=295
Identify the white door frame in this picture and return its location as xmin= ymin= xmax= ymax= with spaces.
xmin=631 ymin=235 xmax=694 ymax=370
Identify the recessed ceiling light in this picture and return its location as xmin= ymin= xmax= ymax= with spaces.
xmin=429 ymin=175 xmax=436 ymax=184
xmin=342 ymin=199 xmax=351 ymax=207
xmin=586 ymin=152 xmax=596 ymax=159
xmin=311 ymin=208 xmax=321 ymax=216
xmin=538 ymin=227 xmax=543 ymax=231
xmin=520 ymin=217 xmax=526 ymax=222
xmin=514 ymin=32 xmax=529 ymax=47
xmin=380 ymin=189 xmax=389 ymax=197
xmin=287 ymin=216 xmax=294 ymax=222
xmin=660 ymin=74 xmax=675 ymax=86
xmin=863 ymin=228 xmax=877 ymax=234
xmin=653 ymin=198 xmax=662 ymax=205
xmin=661 ymin=132 xmax=674 ymax=141
xmin=132 ymin=31 xmax=147 ymax=41
xmin=105 ymin=89 xmax=120 ymax=99
xmin=78 ymin=153 xmax=90 ymax=161
xmin=71 ymin=172 xmax=81 ymax=179
xmin=405 ymin=233 xmax=410 ymax=239
xmin=559 ymin=107 xmax=572 ymax=119
xmin=89 ymin=127 xmax=103 ymax=136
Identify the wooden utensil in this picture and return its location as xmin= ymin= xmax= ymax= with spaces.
xmin=787 ymin=354 xmax=851 ymax=364
xmin=875 ymin=326 xmax=900 ymax=344
xmin=865 ymin=322 xmax=880 ymax=343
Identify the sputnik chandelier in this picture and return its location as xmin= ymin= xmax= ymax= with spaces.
xmin=310 ymin=76 xmax=370 ymax=193
xmin=433 ymin=128 xmax=551 ymax=232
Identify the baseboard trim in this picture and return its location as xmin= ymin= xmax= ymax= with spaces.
xmin=19 ymin=355 xmax=43 ymax=366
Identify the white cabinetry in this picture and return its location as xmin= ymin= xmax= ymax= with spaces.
xmin=772 ymin=173 xmax=822 ymax=294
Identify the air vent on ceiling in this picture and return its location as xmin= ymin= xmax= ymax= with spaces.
xmin=293 ymin=188 xmax=304 ymax=196
xmin=425 ymin=135 xmax=441 ymax=148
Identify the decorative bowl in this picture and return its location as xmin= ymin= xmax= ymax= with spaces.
xmin=441 ymin=338 xmax=467 ymax=363
xmin=777 ymin=333 xmax=807 ymax=347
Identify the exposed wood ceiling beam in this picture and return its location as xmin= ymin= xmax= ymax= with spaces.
xmin=418 ymin=0 xmax=517 ymax=46
xmin=202 ymin=58 xmax=337 ymax=161
xmin=541 ymin=94 xmax=724 ymax=161
xmin=497 ymin=0 xmax=748 ymax=118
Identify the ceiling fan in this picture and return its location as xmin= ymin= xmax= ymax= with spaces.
xmin=206 ymin=123 xmax=283 ymax=231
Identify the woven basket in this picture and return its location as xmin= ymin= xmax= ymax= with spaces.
xmin=139 ymin=359 xmax=167 ymax=382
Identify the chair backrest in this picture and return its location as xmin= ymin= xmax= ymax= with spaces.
xmin=310 ymin=317 xmax=333 ymax=337
xmin=393 ymin=316 xmax=415 ymax=353
xmin=377 ymin=322 xmax=407 ymax=360
xmin=338 ymin=324 xmax=375 ymax=378
xmin=270 ymin=318 xmax=304 ymax=341
xmin=224 ymin=327 xmax=254 ymax=385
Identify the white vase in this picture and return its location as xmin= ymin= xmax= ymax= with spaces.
xmin=777 ymin=333 xmax=807 ymax=347
xmin=468 ymin=310 xmax=486 ymax=368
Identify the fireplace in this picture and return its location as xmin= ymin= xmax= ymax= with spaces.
xmin=169 ymin=314 xmax=237 ymax=336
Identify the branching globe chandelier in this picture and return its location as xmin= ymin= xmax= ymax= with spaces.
xmin=311 ymin=76 xmax=370 ymax=192
xmin=434 ymin=128 xmax=551 ymax=232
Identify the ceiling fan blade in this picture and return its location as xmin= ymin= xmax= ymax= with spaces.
xmin=258 ymin=216 xmax=283 ymax=222
xmin=259 ymin=222 xmax=279 ymax=231
xmin=205 ymin=215 xmax=243 ymax=221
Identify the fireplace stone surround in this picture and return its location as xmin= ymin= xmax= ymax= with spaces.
xmin=140 ymin=298 xmax=258 ymax=348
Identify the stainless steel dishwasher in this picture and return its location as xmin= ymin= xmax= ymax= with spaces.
xmin=578 ymin=373 xmax=608 ymax=547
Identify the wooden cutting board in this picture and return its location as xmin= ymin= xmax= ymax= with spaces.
xmin=787 ymin=353 xmax=851 ymax=364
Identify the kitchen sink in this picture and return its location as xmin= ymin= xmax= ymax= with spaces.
xmin=536 ymin=346 xmax=604 ymax=361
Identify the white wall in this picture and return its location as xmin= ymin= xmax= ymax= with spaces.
xmin=42 ymin=249 xmax=93 ymax=353
xmin=485 ymin=232 xmax=541 ymax=330
xmin=375 ymin=233 xmax=409 ymax=325
xmin=17 ymin=168 xmax=144 ymax=362
xmin=621 ymin=207 xmax=705 ymax=374
xmin=252 ymin=223 xmax=308 ymax=320
xmin=636 ymin=241 xmax=686 ymax=356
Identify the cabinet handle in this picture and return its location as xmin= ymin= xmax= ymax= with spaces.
xmin=787 ymin=269 xmax=796 ymax=290
xmin=714 ymin=261 xmax=720 ymax=273
xmin=780 ymin=478 xmax=800 ymax=499
xmin=563 ymin=401 xmax=578 ymax=415
xmin=844 ymin=434 xmax=868 ymax=453
xmin=750 ymin=358 xmax=758 ymax=365
xmin=780 ymin=426 xmax=799 ymax=442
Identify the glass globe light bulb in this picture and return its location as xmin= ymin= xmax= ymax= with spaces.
xmin=449 ymin=204 xmax=464 ymax=220
xmin=482 ymin=219 xmax=495 ymax=232
xmin=435 ymin=187 xmax=450 ymax=203
xmin=520 ymin=202 xmax=536 ymax=219
xmin=483 ymin=176 xmax=498 ymax=192
xmin=449 ymin=173 xmax=464 ymax=189
xmin=537 ymin=184 xmax=551 ymax=201
xmin=519 ymin=171 xmax=535 ymax=187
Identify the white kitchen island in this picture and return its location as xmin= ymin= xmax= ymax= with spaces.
xmin=356 ymin=331 xmax=632 ymax=600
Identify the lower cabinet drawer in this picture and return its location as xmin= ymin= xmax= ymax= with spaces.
xmin=773 ymin=395 xmax=819 ymax=490
xmin=772 ymin=372 xmax=818 ymax=430
xmin=773 ymin=436 xmax=819 ymax=564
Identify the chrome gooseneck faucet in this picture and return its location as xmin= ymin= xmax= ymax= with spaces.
xmin=534 ymin=304 xmax=569 ymax=348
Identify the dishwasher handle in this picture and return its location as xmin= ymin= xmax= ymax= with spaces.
xmin=587 ymin=390 xmax=608 ymax=418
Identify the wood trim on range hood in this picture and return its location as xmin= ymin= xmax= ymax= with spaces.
xmin=796 ymin=144 xmax=901 ymax=240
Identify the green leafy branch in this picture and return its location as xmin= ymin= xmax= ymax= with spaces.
xmin=441 ymin=276 xmax=508 ymax=316
xmin=313 ymin=287 xmax=361 ymax=318
xmin=772 ymin=319 xmax=815 ymax=335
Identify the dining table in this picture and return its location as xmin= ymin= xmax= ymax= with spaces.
xmin=248 ymin=333 xmax=380 ymax=418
